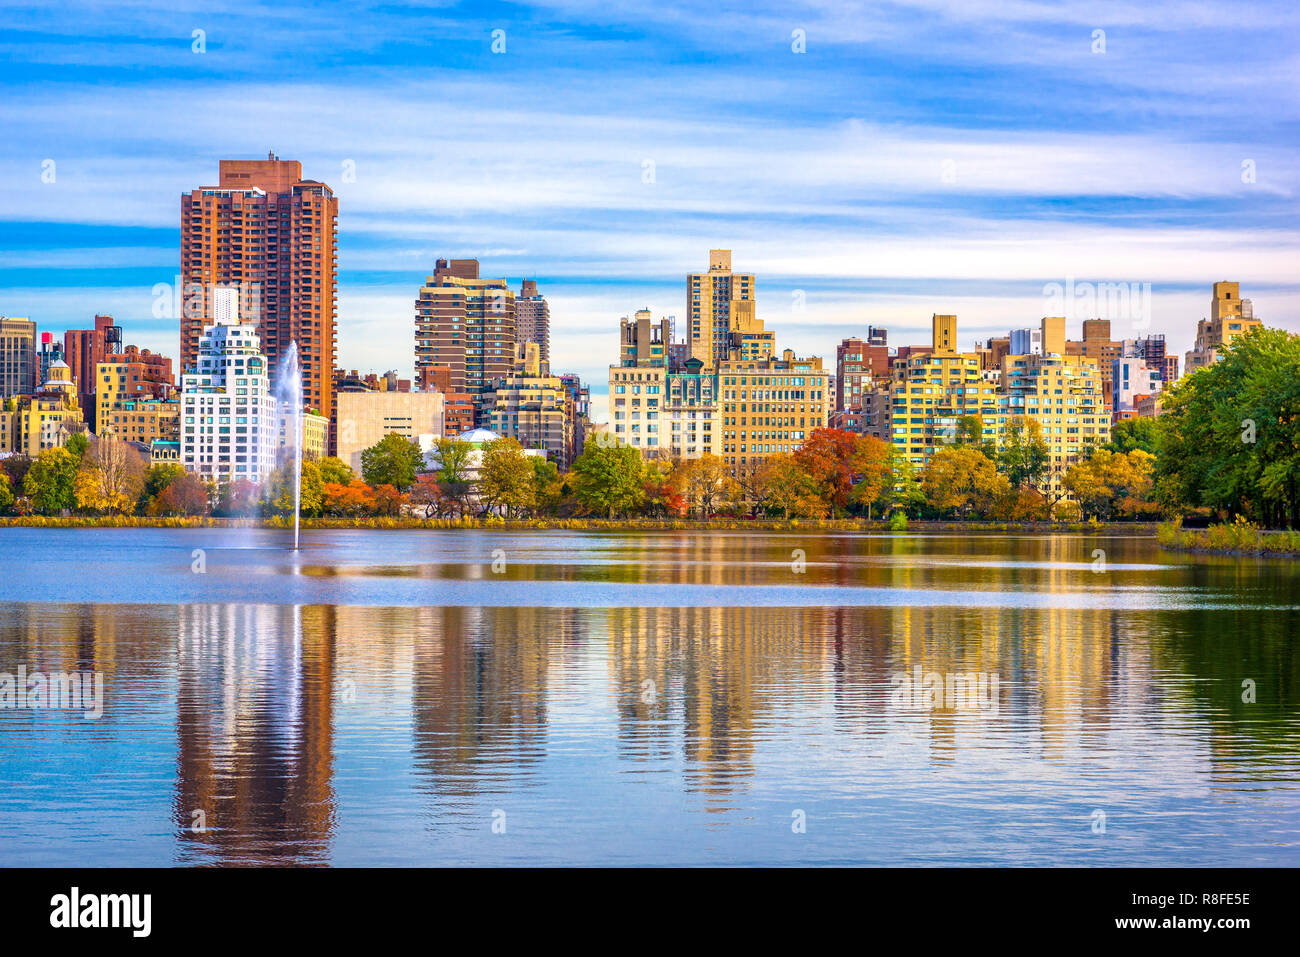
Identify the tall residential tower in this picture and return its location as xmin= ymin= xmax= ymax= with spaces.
xmin=181 ymin=153 xmax=338 ymax=427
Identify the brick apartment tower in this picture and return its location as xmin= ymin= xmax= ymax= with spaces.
xmin=64 ymin=314 xmax=120 ymax=430
xmin=181 ymin=154 xmax=338 ymax=437
xmin=414 ymin=259 xmax=515 ymax=412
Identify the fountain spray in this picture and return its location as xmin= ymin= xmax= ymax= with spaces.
xmin=277 ymin=341 xmax=303 ymax=551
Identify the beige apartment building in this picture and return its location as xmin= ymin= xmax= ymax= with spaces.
xmin=887 ymin=314 xmax=1108 ymax=495
xmin=718 ymin=350 xmax=829 ymax=467
xmin=0 ymin=360 xmax=84 ymax=456
xmin=1185 ymin=281 xmax=1261 ymax=372
xmin=336 ymin=390 xmax=445 ymax=474
xmin=687 ymin=249 xmax=755 ymax=367
xmin=481 ymin=342 xmax=571 ymax=465
xmin=889 ymin=315 xmax=1000 ymax=466
xmin=1000 ymin=351 xmax=1110 ymax=495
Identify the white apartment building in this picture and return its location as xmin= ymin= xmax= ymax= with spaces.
xmin=180 ymin=321 xmax=279 ymax=484
xmin=1112 ymin=356 xmax=1163 ymax=415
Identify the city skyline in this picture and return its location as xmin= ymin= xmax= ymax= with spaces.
xmin=2 ymin=1 xmax=1298 ymax=422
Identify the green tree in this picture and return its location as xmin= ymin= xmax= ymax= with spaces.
xmin=571 ymin=441 xmax=646 ymax=518
xmin=63 ymin=432 xmax=88 ymax=462
xmin=875 ymin=445 xmax=925 ymax=518
xmin=1155 ymin=327 xmax=1300 ymax=526
xmin=430 ymin=437 xmax=475 ymax=517
xmin=1103 ymin=416 xmax=1159 ymax=456
xmin=949 ymin=414 xmax=996 ymax=459
xmin=360 ymin=433 xmax=423 ymax=491
xmin=921 ymin=445 xmax=1009 ymax=519
xmin=23 ymin=447 xmax=79 ymax=514
xmin=317 ymin=456 xmax=354 ymax=486
xmin=531 ymin=457 xmax=562 ymax=515
xmin=997 ymin=416 xmax=1051 ymax=490
xmin=0 ymin=470 xmax=14 ymax=514
xmin=479 ymin=438 xmax=536 ymax=517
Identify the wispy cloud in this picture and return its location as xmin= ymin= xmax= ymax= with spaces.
xmin=1 ymin=0 xmax=1297 ymax=418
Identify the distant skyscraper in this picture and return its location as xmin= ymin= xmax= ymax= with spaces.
xmin=181 ymin=153 xmax=338 ymax=428
xmin=414 ymin=259 xmax=515 ymax=409
xmin=0 ymin=317 xmax=37 ymax=399
xmin=687 ymin=249 xmax=755 ymax=367
xmin=514 ymin=279 xmax=550 ymax=367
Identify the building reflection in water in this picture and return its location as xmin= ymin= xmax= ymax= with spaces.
xmin=174 ymin=603 xmax=335 ymax=864
xmin=0 ymin=578 xmax=1278 ymax=863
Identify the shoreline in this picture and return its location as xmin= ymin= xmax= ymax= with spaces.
xmin=1156 ymin=522 xmax=1300 ymax=558
xmin=1 ymin=515 xmax=1163 ymax=533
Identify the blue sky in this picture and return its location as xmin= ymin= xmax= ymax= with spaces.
xmin=1 ymin=0 xmax=1297 ymax=418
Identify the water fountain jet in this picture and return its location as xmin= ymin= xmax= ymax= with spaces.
xmin=276 ymin=341 xmax=303 ymax=551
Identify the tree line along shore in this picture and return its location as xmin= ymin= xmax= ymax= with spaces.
xmin=2 ymin=327 xmax=1297 ymax=556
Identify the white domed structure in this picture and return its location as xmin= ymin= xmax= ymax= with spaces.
xmin=455 ymin=428 xmax=501 ymax=447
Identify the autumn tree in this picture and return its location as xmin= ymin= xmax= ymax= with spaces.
xmin=756 ymin=453 xmax=826 ymax=519
xmin=149 ymin=472 xmax=210 ymax=516
xmin=479 ymin=438 xmax=536 ymax=518
xmin=322 ymin=479 xmax=376 ymax=517
xmin=667 ymin=454 xmax=735 ymax=517
xmin=1063 ymin=448 xmax=1156 ymax=520
xmin=920 ymin=446 xmax=1009 ymax=519
xmin=75 ymin=434 xmax=146 ymax=513
xmin=793 ymin=428 xmax=891 ymax=517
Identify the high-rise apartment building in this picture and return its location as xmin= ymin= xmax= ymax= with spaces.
xmin=179 ymin=321 xmax=279 ymax=485
xmin=0 ymin=316 xmax=37 ymax=399
xmin=559 ymin=373 xmax=591 ymax=465
xmin=181 ymin=154 xmax=338 ymax=435
xmin=1125 ymin=334 xmax=1179 ymax=389
xmin=687 ymin=249 xmax=754 ymax=367
xmin=1185 ymin=281 xmax=1261 ymax=372
xmin=514 ymin=279 xmax=550 ymax=367
xmin=414 ymin=259 xmax=515 ymax=410
xmin=1112 ymin=356 xmax=1163 ymax=420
